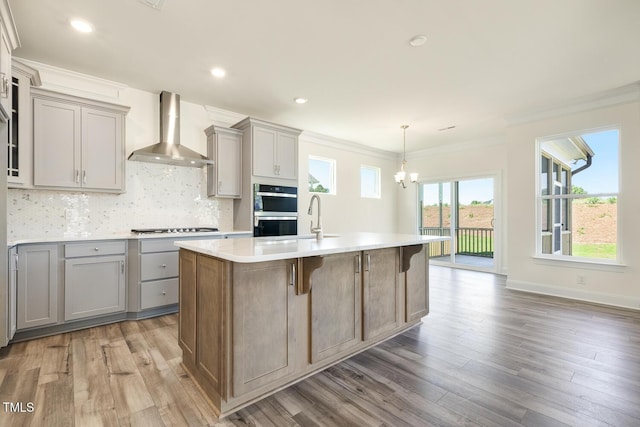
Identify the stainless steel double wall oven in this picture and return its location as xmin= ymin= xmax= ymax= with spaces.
xmin=253 ymin=184 xmax=297 ymax=237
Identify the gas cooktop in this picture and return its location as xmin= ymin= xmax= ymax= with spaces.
xmin=131 ymin=227 xmax=219 ymax=234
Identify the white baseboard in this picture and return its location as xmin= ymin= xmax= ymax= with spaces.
xmin=505 ymin=279 xmax=640 ymax=311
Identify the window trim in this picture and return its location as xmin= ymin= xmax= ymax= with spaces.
xmin=535 ymin=126 xmax=622 ymax=265
xmin=360 ymin=164 xmax=381 ymax=199
xmin=308 ymin=155 xmax=336 ymax=195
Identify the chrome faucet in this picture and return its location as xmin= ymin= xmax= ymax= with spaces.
xmin=307 ymin=194 xmax=323 ymax=240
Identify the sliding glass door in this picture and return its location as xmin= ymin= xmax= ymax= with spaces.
xmin=419 ymin=177 xmax=495 ymax=271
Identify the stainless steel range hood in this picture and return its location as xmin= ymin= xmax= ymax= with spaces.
xmin=128 ymin=91 xmax=213 ymax=167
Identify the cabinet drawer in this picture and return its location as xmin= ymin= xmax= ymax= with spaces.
xmin=140 ymin=278 xmax=179 ymax=310
xmin=65 ymin=241 xmax=126 ymax=258
xmin=141 ymin=252 xmax=179 ymax=281
xmin=140 ymin=239 xmax=179 ymax=253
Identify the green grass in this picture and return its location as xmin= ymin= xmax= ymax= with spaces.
xmin=572 ymin=243 xmax=617 ymax=259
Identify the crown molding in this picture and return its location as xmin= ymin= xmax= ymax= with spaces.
xmin=13 ymin=58 xmax=128 ymax=101
xmin=0 ymin=0 xmax=20 ymax=49
xmin=506 ymin=81 xmax=640 ymax=127
xmin=12 ymin=58 xmax=41 ymax=87
xmin=300 ymin=130 xmax=396 ymax=160
xmin=203 ymin=105 xmax=247 ymax=127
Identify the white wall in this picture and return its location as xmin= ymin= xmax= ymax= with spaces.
xmin=505 ymin=100 xmax=640 ymax=309
xmin=395 ymin=138 xmax=508 ymax=274
xmin=298 ymin=133 xmax=398 ymax=234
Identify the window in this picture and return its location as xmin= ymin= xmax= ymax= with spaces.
xmin=537 ymin=128 xmax=619 ymax=261
xmin=308 ymin=156 xmax=335 ymax=194
xmin=360 ymin=165 xmax=381 ymax=198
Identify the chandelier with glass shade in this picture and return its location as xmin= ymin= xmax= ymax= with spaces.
xmin=394 ymin=125 xmax=418 ymax=188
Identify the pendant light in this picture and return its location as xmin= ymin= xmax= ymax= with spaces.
xmin=394 ymin=125 xmax=418 ymax=188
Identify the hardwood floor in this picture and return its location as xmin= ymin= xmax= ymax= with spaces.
xmin=2 ymin=266 xmax=640 ymax=426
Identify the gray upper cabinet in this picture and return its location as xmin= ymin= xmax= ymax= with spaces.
xmin=232 ymin=117 xmax=301 ymax=181
xmin=32 ymin=88 xmax=129 ymax=192
xmin=205 ymin=125 xmax=242 ymax=198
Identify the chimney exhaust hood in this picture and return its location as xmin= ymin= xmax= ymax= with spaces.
xmin=128 ymin=91 xmax=213 ymax=167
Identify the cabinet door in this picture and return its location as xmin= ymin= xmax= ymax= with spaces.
xmin=310 ymin=252 xmax=361 ymax=363
xmin=17 ymin=244 xmax=59 ymax=330
xmin=64 ymin=255 xmax=126 ymax=321
xmin=195 ymin=255 xmax=228 ymax=399
xmin=232 ymin=259 xmax=296 ymax=396
xmin=217 ymin=130 xmax=242 ymax=197
xmin=6 ymin=248 xmax=18 ymax=341
xmin=33 ymin=98 xmax=82 ymax=188
xmin=0 ymin=28 xmax=11 ymax=113
xmin=405 ymin=245 xmax=429 ymax=322
xmin=252 ymin=126 xmax=277 ymax=178
xmin=363 ymin=248 xmax=400 ymax=341
xmin=82 ymin=107 xmax=124 ymax=191
xmin=275 ymin=131 xmax=297 ymax=180
xmin=179 ymin=250 xmax=197 ymax=367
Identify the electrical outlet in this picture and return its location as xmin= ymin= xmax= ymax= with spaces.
xmin=577 ymin=275 xmax=586 ymax=285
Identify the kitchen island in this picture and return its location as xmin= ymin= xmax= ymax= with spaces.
xmin=175 ymin=232 xmax=448 ymax=417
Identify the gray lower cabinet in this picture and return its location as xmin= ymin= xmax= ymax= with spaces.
xmin=17 ymin=244 xmax=59 ymax=330
xmin=131 ymin=239 xmax=182 ymax=313
xmin=64 ymin=241 xmax=126 ymax=321
xmin=6 ymin=248 xmax=18 ymax=341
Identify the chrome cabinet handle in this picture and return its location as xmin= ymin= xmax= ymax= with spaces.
xmin=290 ymin=262 xmax=296 ymax=287
xmin=0 ymin=73 xmax=7 ymax=97
xmin=365 ymin=254 xmax=371 ymax=272
xmin=75 ymin=170 xmax=80 ymax=183
xmin=161 ymin=291 xmax=167 ymax=296
xmin=121 ymin=261 xmax=125 ymax=273
xmin=355 ymin=254 xmax=361 ymax=273
xmin=94 ymin=247 xmax=100 ymax=251
xmin=83 ymin=170 xmax=87 ymax=184
xmin=161 ymin=263 xmax=167 ymax=268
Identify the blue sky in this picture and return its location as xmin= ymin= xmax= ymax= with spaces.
xmin=571 ymin=129 xmax=619 ymax=194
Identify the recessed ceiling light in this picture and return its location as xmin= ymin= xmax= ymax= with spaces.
xmin=409 ymin=35 xmax=427 ymax=47
xmin=294 ymin=97 xmax=308 ymax=104
xmin=70 ymin=19 xmax=94 ymax=33
xmin=210 ymin=67 xmax=226 ymax=78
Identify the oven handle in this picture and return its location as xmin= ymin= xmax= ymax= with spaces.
xmin=255 ymin=191 xmax=297 ymax=198
xmin=255 ymin=216 xmax=298 ymax=221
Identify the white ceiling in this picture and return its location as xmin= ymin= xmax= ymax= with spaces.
xmin=9 ymin=0 xmax=640 ymax=153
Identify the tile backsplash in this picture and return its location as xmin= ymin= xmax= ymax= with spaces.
xmin=8 ymin=161 xmax=233 ymax=240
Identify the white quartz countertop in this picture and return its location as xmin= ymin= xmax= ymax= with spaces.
xmin=175 ymin=232 xmax=449 ymax=263
xmin=8 ymin=230 xmax=252 ymax=246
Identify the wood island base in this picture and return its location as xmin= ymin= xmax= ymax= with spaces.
xmin=176 ymin=239 xmax=433 ymax=418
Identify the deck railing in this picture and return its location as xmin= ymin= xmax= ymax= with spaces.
xmin=419 ymin=227 xmax=494 ymax=258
